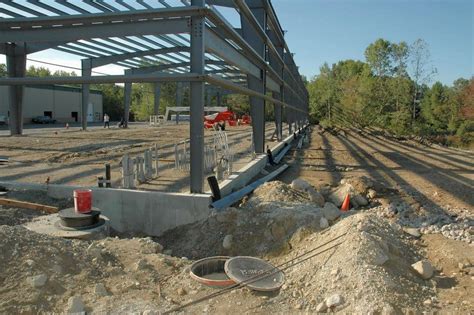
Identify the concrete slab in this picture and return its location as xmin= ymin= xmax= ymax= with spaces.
xmin=24 ymin=213 xmax=110 ymax=240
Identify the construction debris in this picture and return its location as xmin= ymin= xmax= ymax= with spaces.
xmin=0 ymin=198 xmax=58 ymax=214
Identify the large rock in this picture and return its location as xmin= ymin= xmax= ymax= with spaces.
xmin=328 ymin=183 xmax=352 ymax=207
xmin=329 ymin=179 xmax=371 ymax=207
xmin=352 ymin=194 xmax=368 ymax=207
xmin=322 ymin=202 xmax=341 ymax=221
xmin=412 ymin=260 xmax=434 ymax=279
xmin=307 ymin=188 xmax=325 ymax=207
xmin=28 ymin=274 xmax=48 ymax=288
xmin=290 ymin=179 xmax=311 ymax=192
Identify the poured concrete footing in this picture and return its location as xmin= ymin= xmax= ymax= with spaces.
xmin=1 ymin=181 xmax=212 ymax=237
xmin=24 ymin=214 xmax=110 ymax=240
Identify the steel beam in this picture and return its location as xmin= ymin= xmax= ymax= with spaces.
xmin=241 ymin=4 xmax=266 ymax=154
xmin=6 ymin=43 xmax=26 ymax=136
xmin=154 ymin=83 xmax=162 ymax=115
xmin=268 ymin=30 xmax=283 ymax=141
xmin=0 ymin=73 xmax=205 ymax=85
xmin=88 ymin=47 xmax=191 ymax=69
xmin=189 ymin=0 xmax=206 ymax=193
xmin=206 ymin=75 xmax=306 ymax=113
xmin=176 ymin=81 xmax=184 ymax=124
xmin=81 ymin=59 xmax=92 ymax=131
xmin=0 ymin=18 xmax=191 ymax=43
xmin=0 ymin=6 xmax=204 ymax=29
xmin=205 ymin=28 xmax=260 ymax=78
xmin=124 ymin=80 xmax=132 ymax=128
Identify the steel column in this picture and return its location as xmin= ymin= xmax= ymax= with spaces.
xmin=124 ymin=81 xmax=132 ymax=128
xmin=216 ymin=90 xmax=222 ymax=107
xmin=81 ymin=59 xmax=92 ymax=130
xmin=176 ymin=82 xmax=184 ymax=124
xmin=189 ymin=0 xmax=206 ymax=193
xmin=154 ymin=83 xmax=161 ymax=115
xmin=241 ymin=4 xmax=266 ymax=154
xmin=6 ymin=43 xmax=26 ymax=136
xmin=268 ymin=31 xmax=283 ymax=141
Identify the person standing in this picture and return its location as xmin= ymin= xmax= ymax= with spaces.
xmin=104 ymin=113 xmax=110 ymax=128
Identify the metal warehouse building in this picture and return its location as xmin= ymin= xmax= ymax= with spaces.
xmin=0 ymin=85 xmax=103 ymax=124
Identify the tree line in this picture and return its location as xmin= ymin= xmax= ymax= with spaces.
xmin=307 ymin=38 xmax=473 ymax=147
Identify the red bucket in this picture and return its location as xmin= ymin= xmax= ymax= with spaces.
xmin=73 ymin=189 xmax=92 ymax=213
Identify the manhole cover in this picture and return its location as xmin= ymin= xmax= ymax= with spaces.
xmin=224 ymin=256 xmax=284 ymax=291
xmin=189 ymin=256 xmax=235 ymax=287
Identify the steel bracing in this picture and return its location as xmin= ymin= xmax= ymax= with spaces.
xmin=0 ymin=0 xmax=309 ymax=193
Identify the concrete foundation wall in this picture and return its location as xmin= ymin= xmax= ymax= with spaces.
xmin=216 ymin=132 xmax=298 ymax=197
xmin=0 ymin=181 xmax=211 ymax=236
xmin=0 ymin=85 xmax=103 ymax=123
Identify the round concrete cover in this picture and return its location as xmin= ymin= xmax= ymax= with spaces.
xmin=224 ymin=256 xmax=284 ymax=291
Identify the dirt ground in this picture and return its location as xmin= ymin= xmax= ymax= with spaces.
xmin=280 ymin=126 xmax=473 ymax=209
xmin=0 ymin=125 xmax=472 ymax=314
xmin=0 ymin=122 xmax=285 ymax=193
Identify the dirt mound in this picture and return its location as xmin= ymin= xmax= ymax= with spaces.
xmin=247 ymin=181 xmax=309 ymax=203
xmin=270 ymin=212 xmax=435 ymax=313
xmin=0 ymin=225 xmax=181 ymax=314
xmin=157 ymin=202 xmax=326 ymax=259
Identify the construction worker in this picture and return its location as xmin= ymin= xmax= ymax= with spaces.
xmin=103 ymin=113 xmax=110 ymax=128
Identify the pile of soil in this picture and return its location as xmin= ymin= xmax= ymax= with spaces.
xmin=0 ymin=225 xmax=182 ymax=314
xmin=270 ymin=212 xmax=435 ymax=313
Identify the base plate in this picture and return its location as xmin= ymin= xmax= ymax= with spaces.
xmin=58 ymin=207 xmax=100 ymax=228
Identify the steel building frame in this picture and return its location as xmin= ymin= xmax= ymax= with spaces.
xmin=0 ymin=0 xmax=309 ymax=193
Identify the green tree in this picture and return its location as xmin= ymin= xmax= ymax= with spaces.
xmin=0 ymin=64 xmax=6 ymax=77
xmin=364 ymin=39 xmax=393 ymax=77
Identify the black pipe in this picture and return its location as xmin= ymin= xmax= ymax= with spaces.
xmin=105 ymin=163 xmax=111 ymax=188
xmin=207 ymin=176 xmax=221 ymax=202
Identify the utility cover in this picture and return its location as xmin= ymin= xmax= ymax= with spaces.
xmin=224 ymin=256 xmax=284 ymax=291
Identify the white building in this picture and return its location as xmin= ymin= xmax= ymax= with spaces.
xmin=0 ymin=85 xmax=103 ymax=123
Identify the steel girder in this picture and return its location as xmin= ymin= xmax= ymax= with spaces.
xmin=0 ymin=0 xmax=309 ymax=194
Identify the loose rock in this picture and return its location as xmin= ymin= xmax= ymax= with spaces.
xmin=222 ymin=234 xmax=233 ymax=250
xmin=291 ymin=179 xmax=311 ymax=192
xmin=325 ymin=293 xmax=344 ymax=308
xmin=403 ymin=227 xmax=421 ymax=238
xmin=308 ymin=188 xmax=325 ymax=207
xmin=316 ymin=301 xmax=328 ymax=312
xmin=67 ymin=296 xmax=85 ymax=314
xmin=322 ymin=202 xmax=341 ymax=221
xmin=412 ymin=260 xmax=434 ymax=279
xmin=28 ymin=274 xmax=48 ymax=288
xmin=320 ymin=217 xmax=329 ymax=229
xmin=94 ymin=283 xmax=109 ymax=296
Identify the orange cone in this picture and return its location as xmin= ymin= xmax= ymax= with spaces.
xmin=341 ymin=194 xmax=350 ymax=211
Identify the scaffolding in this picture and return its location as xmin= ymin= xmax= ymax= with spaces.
xmin=0 ymin=0 xmax=309 ymax=193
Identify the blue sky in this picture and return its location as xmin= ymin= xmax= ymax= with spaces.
xmin=1 ymin=0 xmax=472 ymax=86
xmin=271 ymin=0 xmax=473 ymax=85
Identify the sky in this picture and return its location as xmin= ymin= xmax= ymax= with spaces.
xmin=271 ymin=0 xmax=473 ymax=85
xmin=0 ymin=0 xmax=472 ymax=86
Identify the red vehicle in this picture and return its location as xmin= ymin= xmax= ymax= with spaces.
xmin=203 ymin=111 xmax=251 ymax=129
